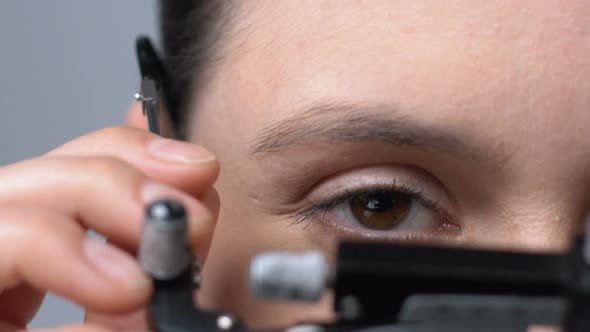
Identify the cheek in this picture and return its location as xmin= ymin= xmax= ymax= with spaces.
xmin=194 ymin=158 xmax=338 ymax=327
xmin=198 ymin=198 xmax=336 ymax=328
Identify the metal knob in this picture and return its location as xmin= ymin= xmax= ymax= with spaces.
xmin=249 ymin=251 xmax=328 ymax=302
xmin=138 ymin=199 xmax=191 ymax=280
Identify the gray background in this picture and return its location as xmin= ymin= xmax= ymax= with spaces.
xmin=0 ymin=1 xmax=158 ymax=327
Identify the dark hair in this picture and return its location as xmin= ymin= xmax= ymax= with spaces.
xmin=159 ymin=1 xmax=236 ymax=138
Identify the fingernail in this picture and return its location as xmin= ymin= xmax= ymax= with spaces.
xmin=148 ymin=138 xmax=216 ymax=163
xmin=83 ymin=238 xmax=150 ymax=287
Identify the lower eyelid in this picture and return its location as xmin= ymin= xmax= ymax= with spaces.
xmin=334 ymin=199 xmax=439 ymax=231
xmin=310 ymin=196 xmax=461 ymax=243
xmin=317 ymin=213 xmax=459 ymax=242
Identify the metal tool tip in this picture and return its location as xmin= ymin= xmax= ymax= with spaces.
xmin=147 ymin=199 xmax=186 ymax=222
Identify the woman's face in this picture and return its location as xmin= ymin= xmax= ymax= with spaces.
xmin=186 ymin=1 xmax=590 ymax=328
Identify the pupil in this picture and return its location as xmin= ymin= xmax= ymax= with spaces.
xmin=350 ymin=191 xmax=412 ymax=231
xmin=366 ymin=193 xmax=394 ymax=212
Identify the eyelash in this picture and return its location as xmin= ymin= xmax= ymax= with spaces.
xmin=290 ymin=180 xmax=447 ymax=229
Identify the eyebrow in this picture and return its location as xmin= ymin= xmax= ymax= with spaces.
xmin=249 ymin=102 xmax=501 ymax=163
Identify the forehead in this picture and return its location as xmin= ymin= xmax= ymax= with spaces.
xmin=192 ymin=1 xmax=590 ymax=160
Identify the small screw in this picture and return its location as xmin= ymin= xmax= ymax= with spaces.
xmin=192 ymin=274 xmax=201 ymax=289
xmin=338 ymin=295 xmax=363 ymax=320
xmin=193 ymin=257 xmax=203 ymax=273
xmin=216 ymin=314 xmax=235 ymax=331
xmin=192 ymin=258 xmax=203 ymax=289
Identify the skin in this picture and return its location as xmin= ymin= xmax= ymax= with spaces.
xmin=0 ymin=1 xmax=588 ymax=331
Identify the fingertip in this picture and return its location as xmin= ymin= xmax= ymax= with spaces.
xmin=124 ymin=102 xmax=146 ymax=130
xmin=21 ymin=225 xmax=151 ymax=313
xmin=125 ymin=101 xmax=177 ymax=139
xmin=200 ymin=187 xmax=220 ymax=224
xmin=81 ymin=238 xmax=153 ymax=312
xmin=84 ymin=307 xmax=151 ymax=332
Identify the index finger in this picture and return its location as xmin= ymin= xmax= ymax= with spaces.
xmin=47 ymin=126 xmax=220 ymax=198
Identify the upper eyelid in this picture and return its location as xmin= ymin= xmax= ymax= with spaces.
xmin=309 ymin=182 xmax=431 ymax=210
xmin=304 ymin=164 xmax=454 ymax=207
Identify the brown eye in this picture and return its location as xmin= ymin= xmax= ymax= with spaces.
xmin=350 ymin=192 xmax=412 ymax=230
